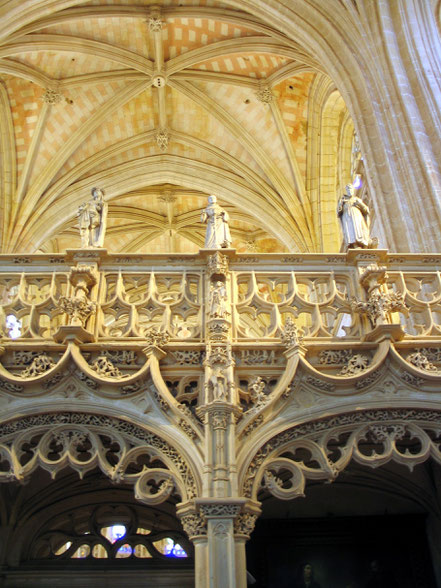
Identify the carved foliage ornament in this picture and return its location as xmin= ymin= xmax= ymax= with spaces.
xmin=338 ymin=353 xmax=370 ymax=376
xmin=352 ymin=290 xmax=407 ymax=326
xmin=407 ymin=351 xmax=438 ymax=373
xmin=180 ymin=512 xmax=207 ymax=538
xmin=90 ymin=354 xmax=124 ymax=378
xmin=234 ymin=513 xmax=258 ymax=537
xmin=58 ymin=297 xmax=96 ymax=327
xmin=281 ymin=316 xmax=303 ymax=348
xmin=145 ymin=328 xmax=170 ymax=348
xmin=20 ymin=352 xmax=55 ymax=378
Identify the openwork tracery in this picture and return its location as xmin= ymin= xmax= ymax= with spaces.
xmin=0 ymin=412 xmax=198 ymax=502
xmin=242 ymin=409 xmax=441 ymax=500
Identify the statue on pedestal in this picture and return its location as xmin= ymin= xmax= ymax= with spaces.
xmin=337 ymin=184 xmax=377 ymax=249
xmin=201 ymin=195 xmax=232 ymax=249
xmin=209 ymin=281 xmax=228 ymax=318
xmin=77 ymin=187 xmax=108 ymax=248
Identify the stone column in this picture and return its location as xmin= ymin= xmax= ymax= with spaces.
xmin=178 ymin=500 xmax=259 ymax=588
xmin=176 ymin=250 xmax=260 ymax=587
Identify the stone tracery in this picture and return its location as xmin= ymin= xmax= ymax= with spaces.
xmin=1 ymin=1 xmax=441 ymax=586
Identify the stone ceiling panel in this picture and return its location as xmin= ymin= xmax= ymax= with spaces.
xmin=164 ymin=17 xmax=257 ymax=60
xmin=167 ymin=84 xmax=269 ymax=181
xmin=54 ymin=87 xmax=155 ymax=180
xmin=195 ymin=52 xmax=291 ymax=78
xmin=4 ymin=77 xmax=45 ymax=175
xmin=79 ymin=143 xmax=157 ymax=180
xmin=39 ymin=17 xmax=151 ymax=58
xmin=274 ymin=73 xmax=314 ymax=181
xmin=10 ymin=51 xmax=122 ymax=79
xmin=30 ymin=80 xmax=128 ymax=185
xmin=196 ymin=80 xmax=294 ymax=182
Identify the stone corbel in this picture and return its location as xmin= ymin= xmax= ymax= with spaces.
xmin=352 ymin=264 xmax=407 ymax=341
xmin=54 ymin=265 xmax=98 ymax=344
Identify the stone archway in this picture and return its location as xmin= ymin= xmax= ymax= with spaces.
xmin=0 ymin=411 xmax=202 ymax=586
xmin=0 ymin=411 xmax=200 ymax=501
xmin=241 ymin=408 xmax=441 ymax=502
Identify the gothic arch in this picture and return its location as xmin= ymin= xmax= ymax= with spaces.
xmin=0 ymin=411 xmax=201 ymax=505
xmin=240 ymin=408 xmax=441 ymax=502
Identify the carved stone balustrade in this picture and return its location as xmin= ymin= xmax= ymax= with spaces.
xmin=2 ymin=249 xmax=441 ymax=588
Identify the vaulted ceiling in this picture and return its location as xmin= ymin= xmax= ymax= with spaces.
xmin=0 ymin=0 xmax=355 ymax=254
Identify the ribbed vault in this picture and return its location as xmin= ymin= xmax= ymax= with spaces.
xmin=0 ymin=0 xmax=363 ymax=254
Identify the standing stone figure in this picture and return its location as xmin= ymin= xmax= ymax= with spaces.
xmin=77 ymin=187 xmax=108 ymax=248
xmin=337 ymin=184 xmax=377 ymax=249
xmin=209 ymin=281 xmax=228 ymax=318
xmin=201 ymin=195 xmax=232 ymax=249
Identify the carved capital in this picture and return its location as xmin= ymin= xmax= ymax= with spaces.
xmin=180 ymin=512 xmax=207 ymax=538
xmin=234 ymin=513 xmax=258 ymax=537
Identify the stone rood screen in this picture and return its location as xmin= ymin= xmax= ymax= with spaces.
xmin=1 ymin=248 xmax=441 ymax=588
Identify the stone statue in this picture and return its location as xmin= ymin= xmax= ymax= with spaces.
xmin=337 ymin=184 xmax=377 ymax=249
xmin=77 ymin=187 xmax=108 ymax=248
xmin=201 ymin=195 xmax=232 ymax=249
xmin=209 ymin=281 xmax=228 ymax=318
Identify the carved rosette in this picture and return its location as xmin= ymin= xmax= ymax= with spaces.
xmin=42 ymin=88 xmax=63 ymax=104
xmin=256 ymin=85 xmax=273 ymax=104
